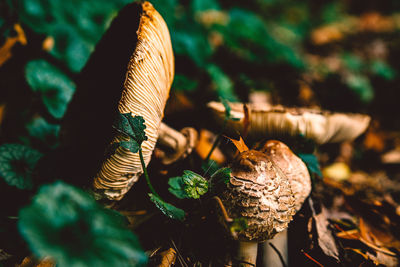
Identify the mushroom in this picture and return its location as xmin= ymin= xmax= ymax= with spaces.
xmin=208 ymin=101 xmax=371 ymax=144
xmin=218 ymin=140 xmax=311 ymax=266
xmin=155 ymin=122 xmax=198 ymax=165
xmin=91 ymin=1 xmax=174 ymax=201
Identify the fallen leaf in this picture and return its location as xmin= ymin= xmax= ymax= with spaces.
xmin=157 ymin=248 xmax=176 ymax=267
xmin=225 ymin=136 xmax=249 ymax=153
xmin=0 ymin=24 xmax=27 ymax=67
xmin=17 ymin=256 xmax=55 ymax=267
xmin=363 ymin=130 xmax=385 ymax=152
xmin=309 ymin=199 xmax=340 ymax=262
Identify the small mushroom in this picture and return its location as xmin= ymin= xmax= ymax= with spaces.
xmin=155 ymin=122 xmax=198 ymax=165
xmin=218 ymin=140 xmax=311 ymax=266
xmin=208 ymin=101 xmax=371 ymax=144
xmin=92 ymin=1 xmax=174 ymax=201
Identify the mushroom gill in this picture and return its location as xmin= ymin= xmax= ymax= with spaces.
xmin=93 ymin=2 xmax=174 ymax=200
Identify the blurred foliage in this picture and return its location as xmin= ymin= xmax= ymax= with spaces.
xmin=2 ymin=0 xmax=400 ymax=265
xmin=0 ymin=143 xmax=42 ymax=190
xmin=18 ymin=181 xmax=147 ymax=266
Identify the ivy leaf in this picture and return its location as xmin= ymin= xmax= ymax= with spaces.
xmin=210 ymin=167 xmax=231 ymax=194
xmin=126 ymin=114 xmax=147 ymax=145
xmin=119 ymin=140 xmax=140 ymax=154
xmin=113 ymin=114 xmax=147 ymax=146
xmin=149 ymin=193 xmax=185 ymax=221
xmin=0 ymin=144 xmax=42 ymax=190
xmin=25 ymin=60 xmax=76 ymax=119
xmin=168 ymin=177 xmax=187 ymax=199
xmin=182 ymin=170 xmax=209 ymax=199
xmin=211 ymin=167 xmax=231 ymax=185
xmin=113 ymin=113 xmax=135 ymax=137
xmin=298 ymin=153 xmax=322 ymax=178
xmin=26 ymin=117 xmax=60 ymax=148
xmin=19 ymin=181 xmax=147 ymax=267
xmin=168 ymin=171 xmax=209 ymax=200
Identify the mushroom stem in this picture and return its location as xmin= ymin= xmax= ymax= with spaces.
xmin=236 ymin=241 xmax=258 ymax=266
xmin=157 ymin=123 xmax=198 ymax=165
xmin=158 ymin=123 xmax=187 ymax=150
xmin=264 ymin=230 xmax=288 ymax=267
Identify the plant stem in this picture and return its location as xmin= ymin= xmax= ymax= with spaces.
xmin=204 ymin=119 xmax=227 ymax=163
xmin=139 ymin=147 xmax=161 ymax=199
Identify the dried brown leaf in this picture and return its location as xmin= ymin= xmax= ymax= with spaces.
xmin=225 ymin=136 xmax=249 ymax=153
xmin=157 ymin=248 xmax=176 ymax=267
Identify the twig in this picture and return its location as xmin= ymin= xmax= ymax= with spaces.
xmin=170 ymin=239 xmax=188 ymax=267
xmin=213 ymin=196 xmax=233 ymax=223
xmin=268 ymin=242 xmax=288 ymax=267
xmin=301 ymin=250 xmax=324 ymax=267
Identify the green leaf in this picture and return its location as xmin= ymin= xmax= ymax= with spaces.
xmin=298 ymin=153 xmax=322 ymax=178
xmin=26 ymin=117 xmax=60 ymax=147
xmin=181 ymin=170 xmax=209 ymax=199
xmin=125 ymin=115 xmax=147 ymax=145
xmin=172 ymin=74 xmax=198 ymax=92
xmin=192 ymin=0 xmax=220 ymax=12
xmin=341 ymin=53 xmax=363 ymax=72
xmin=114 ymin=114 xmax=148 ymax=146
xmin=345 ymin=74 xmax=374 ymax=103
xmin=119 ymin=140 xmax=139 ymax=154
xmin=211 ymin=167 xmax=231 ymax=185
xmin=0 ymin=144 xmax=42 ymax=190
xmin=168 ymin=170 xmax=209 ymax=199
xmin=206 ymin=64 xmax=238 ymax=101
xmin=370 ymin=60 xmax=396 ymax=80
xmin=25 ymin=60 xmax=76 ymax=119
xmin=19 ymin=181 xmax=147 ymax=267
xmin=149 ymin=193 xmax=185 ymax=221
xmin=168 ymin=177 xmax=187 ymax=199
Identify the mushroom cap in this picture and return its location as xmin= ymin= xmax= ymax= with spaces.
xmin=260 ymin=140 xmax=311 ymax=212
xmin=93 ymin=2 xmax=174 ymax=200
xmin=208 ymin=102 xmax=371 ymax=144
xmin=220 ymin=141 xmax=311 ymax=242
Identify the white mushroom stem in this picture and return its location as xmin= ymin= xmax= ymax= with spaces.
xmin=237 ymin=241 xmax=258 ymax=266
xmin=157 ymin=122 xmax=198 ymax=165
xmin=264 ymin=230 xmax=288 ymax=267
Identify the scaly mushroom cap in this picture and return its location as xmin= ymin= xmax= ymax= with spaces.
xmin=220 ymin=141 xmax=311 ymax=242
xmin=93 ymin=2 xmax=174 ymax=200
xmin=222 ymin=150 xmax=297 ymax=242
xmin=260 ymin=140 xmax=311 ymax=212
xmin=208 ymin=102 xmax=371 ymax=144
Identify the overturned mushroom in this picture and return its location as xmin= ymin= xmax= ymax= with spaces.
xmin=218 ymin=140 xmax=311 ymax=266
xmin=155 ymin=123 xmax=198 ymax=165
xmin=208 ymin=101 xmax=371 ymax=144
xmin=91 ymin=2 xmax=174 ymax=201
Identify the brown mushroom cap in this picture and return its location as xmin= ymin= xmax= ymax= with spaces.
xmin=220 ymin=140 xmax=311 ymax=242
xmin=208 ymin=101 xmax=371 ymax=144
xmin=93 ymin=2 xmax=174 ymax=200
xmin=260 ymin=140 xmax=311 ymax=212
